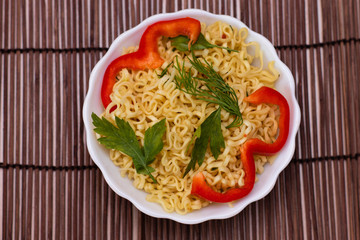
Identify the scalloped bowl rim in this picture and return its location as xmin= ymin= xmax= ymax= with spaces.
xmin=83 ymin=9 xmax=301 ymax=224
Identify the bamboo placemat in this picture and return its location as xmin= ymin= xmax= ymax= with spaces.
xmin=1 ymin=0 xmax=359 ymax=239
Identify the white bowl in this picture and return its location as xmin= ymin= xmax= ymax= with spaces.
xmin=83 ymin=9 xmax=301 ymax=224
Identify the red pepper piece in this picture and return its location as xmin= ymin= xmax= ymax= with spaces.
xmin=191 ymin=87 xmax=290 ymax=203
xmin=101 ymin=17 xmax=201 ymax=109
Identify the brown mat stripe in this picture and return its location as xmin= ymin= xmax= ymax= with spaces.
xmin=2 ymin=168 xmax=134 ymax=239
xmin=1 ymin=0 xmax=360 ymax=49
xmin=2 ymin=157 xmax=359 ymax=239
xmin=281 ymin=42 xmax=360 ymax=160
xmin=1 ymin=51 xmax=107 ymax=167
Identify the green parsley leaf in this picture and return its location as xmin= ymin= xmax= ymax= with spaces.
xmin=183 ymin=108 xmax=225 ymax=177
xmin=144 ymin=119 xmax=166 ymax=164
xmin=171 ymin=33 xmax=238 ymax=53
xmin=170 ymin=35 xmax=190 ymax=52
xmin=185 ymin=126 xmax=202 ymax=154
xmin=92 ymin=113 xmax=143 ymax=160
xmin=92 ymin=113 xmax=166 ymax=183
xmin=190 ymin=33 xmax=216 ymax=51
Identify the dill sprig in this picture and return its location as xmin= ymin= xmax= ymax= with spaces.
xmin=173 ymin=52 xmax=243 ymax=128
xmin=156 ymin=62 xmax=173 ymax=78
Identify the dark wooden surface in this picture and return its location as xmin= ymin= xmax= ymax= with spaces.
xmin=1 ymin=0 xmax=359 ymax=239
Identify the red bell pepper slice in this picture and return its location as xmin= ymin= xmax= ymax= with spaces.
xmin=191 ymin=86 xmax=290 ymax=203
xmin=101 ymin=17 xmax=201 ymax=109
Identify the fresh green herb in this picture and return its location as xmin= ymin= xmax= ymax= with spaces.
xmin=156 ymin=62 xmax=173 ymax=78
xmin=92 ymin=113 xmax=166 ymax=183
xmin=229 ymin=25 xmax=234 ymax=33
xmin=170 ymin=35 xmax=191 ymax=52
xmin=173 ymin=52 xmax=243 ymax=128
xmin=186 ymin=126 xmax=202 ymax=153
xmin=183 ymin=108 xmax=225 ymax=177
xmin=171 ymin=33 xmax=238 ymax=53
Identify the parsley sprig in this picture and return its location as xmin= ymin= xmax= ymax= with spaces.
xmin=173 ymin=52 xmax=243 ymax=128
xmin=183 ymin=108 xmax=225 ymax=177
xmin=92 ymin=113 xmax=166 ymax=183
xmin=171 ymin=33 xmax=238 ymax=53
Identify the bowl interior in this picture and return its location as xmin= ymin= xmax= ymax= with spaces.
xmin=83 ymin=9 xmax=301 ymax=224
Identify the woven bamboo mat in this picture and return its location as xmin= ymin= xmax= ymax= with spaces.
xmin=1 ymin=0 xmax=360 ymax=239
